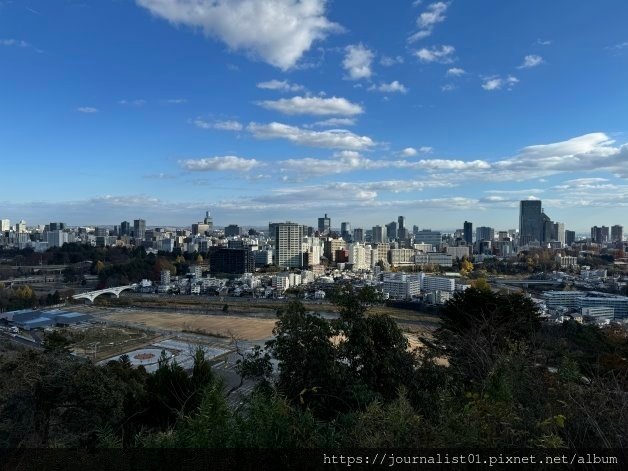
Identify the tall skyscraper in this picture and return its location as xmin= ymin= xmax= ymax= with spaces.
xmin=275 ymin=222 xmax=303 ymax=268
xmin=519 ymin=200 xmax=543 ymax=245
xmin=591 ymin=226 xmax=610 ymax=244
xmin=552 ymin=222 xmax=565 ymax=245
xmin=463 ymin=221 xmax=473 ymax=245
xmin=0 ymin=219 xmax=10 ymax=232
xmin=353 ymin=228 xmax=364 ymax=243
xmin=318 ymin=213 xmax=331 ymax=235
xmin=133 ymin=219 xmax=146 ymax=240
xmin=341 ymin=222 xmax=352 ymax=241
xmin=372 ymin=225 xmax=385 ymax=244
xmin=611 ymin=225 xmax=624 ymax=242
xmin=397 ymin=216 xmax=406 ymax=230
xmin=565 ymin=230 xmax=576 ymax=246
xmin=120 ymin=221 xmax=131 ymax=236
xmin=386 ymin=221 xmax=398 ymax=240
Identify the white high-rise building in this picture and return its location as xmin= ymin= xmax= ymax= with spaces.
xmin=0 ymin=219 xmax=10 ymax=232
xmin=348 ymin=243 xmax=368 ymax=270
xmin=16 ymin=220 xmax=27 ymax=233
xmin=275 ymin=222 xmax=303 ymax=268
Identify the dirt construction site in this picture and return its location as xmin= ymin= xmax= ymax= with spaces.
xmin=104 ymin=310 xmax=276 ymax=341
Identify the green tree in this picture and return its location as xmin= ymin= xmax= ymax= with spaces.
xmin=435 ymin=288 xmax=541 ymax=383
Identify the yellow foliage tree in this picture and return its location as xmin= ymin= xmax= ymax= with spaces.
xmin=471 ymin=278 xmax=491 ymax=292
xmin=460 ymin=259 xmax=474 ymax=274
xmin=95 ymin=261 xmax=105 ymax=273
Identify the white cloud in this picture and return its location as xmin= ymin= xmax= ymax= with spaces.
xmin=193 ymin=119 xmax=243 ymax=131
xmin=343 ymin=43 xmax=374 ymax=80
xmin=494 ymin=133 xmax=628 ymax=179
xmin=368 ymin=81 xmax=408 ymax=94
xmin=613 ymin=41 xmax=628 ymax=50
xmin=415 ymin=45 xmax=455 ymax=63
xmin=256 ymin=79 xmax=304 ymax=92
xmin=165 ymin=98 xmax=187 ymax=104
xmin=441 ymin=83 xmax=456 ymax=92
xmin=401 ymin=147 xmax=433 ymax=157
xmin=307 ymin=118 xmax=356 ymax=128
xmin=119 ymin=99 xmax=146 ymax=106
xmin=481 ymin=75 xmax=519 ymax=91
xmin=0 ymin=38 xmax=42 ymax=53
xmin=179 ymin=156 xmax=261 ymax=172
xmin=446 ymin=67 xmax=465 ymax=76
xmin=408 ymin=2 xmax=449 ymax=43
xmin=136 ymin=0 xmax=341 ymax=70
xmin=247 ymin=122 xmax=375 ymax=150
xmin=77 ymin=107 xmax=99 ymax=113
xmin=537 ymin=39 xmax=552 ymax=46
xmin=518 ymin=54 xmax=544 ymax=69
xmin=257 ymin=96 xmax=363 ymax=116
xmin=0 ymin=39 xmax=29 ymax=47
xmin=278 ymin=150 xmax=489 ymax=178
xmin=380 ymin=55 xmax=404 ymax=66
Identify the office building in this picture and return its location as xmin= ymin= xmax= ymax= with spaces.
xmin=386 ymin=221 xmax=398 ymax=240
xmin=49 ymin=222 xmax=66 ymax=231
xmin=476 ymin=226 xmax=495 ymax=243
xmin=389 ymin=248 xmax=415 ymax=266
xmin=415 ymin=253 xmax=453 ymax=267
xmin=611 ymin=225 xmax=623 ymax=242
xmin=119 ymin=221 xmax=131 ymax=236
xmin=275 ymin=222 xmax=303 ymax=268
xmin=324 ymin=237 xmax=346 ymax=263
xmin=255 ymin=250 xmax=273 ymax=267
xmin=192 ymin=222 xmax=210 ymax=235
xmin=224 ymin=224 xmax=241 ymax=237
xmin=209 ymin=248 xmax=254 ymax=275
xmin=446 ymin=246 xmax=470 ymax=259
xmin=353 ymin=228 xmax=364 ymax=243
xmin=372 ymin=225 xmax=385 ymax=244
xmin=160 ymin=269 xmax=171 ymax=285
xmin=16 ymin=220 xmax=27 ymax=233
xmin=318 ymin=213 xmax=331 ymax=235
xmin=133 ymin=219 xmax=146 ymax=240
xmin=463 ymin=221 xmax=473 ymax=245
xmin=94 ymin=227 xmax=108 ymax=237
xmin=519 ymin=200 xmax=543 ymax=245
xmin=46 ymin=230 xmax=68 ymax=248
xmin=565 ymin=230 xmax=576 ymax=246
xmin=340 ymin=222 xmax=352 ymax=241
xmin=414 ymin=230 xmax=442 ymax=250
xmin=422 ymin=275 xmax=456 ymax=293
xmin=591 ymin=226 xmax=610 ymax=244
xmin=552 ymin=222 xmax=565 ymax=245
xmin=382 ymin=273 xmax=421 ymax=300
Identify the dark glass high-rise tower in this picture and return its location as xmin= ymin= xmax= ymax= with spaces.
xmin=519 ymin=200 xmax=542 ymax=245
xmin=463 ymin=221 xmax=473 ymax=245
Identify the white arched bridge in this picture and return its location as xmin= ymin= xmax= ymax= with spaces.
xmin=72 ymin=285 xmax=137 ymax=303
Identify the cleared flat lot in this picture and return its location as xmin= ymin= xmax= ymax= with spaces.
xmin=105 ymin=310 xmax=276 ymax=341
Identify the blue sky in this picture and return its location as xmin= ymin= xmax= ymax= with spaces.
xmin=1 ymin=0 xmax=627 ymax=232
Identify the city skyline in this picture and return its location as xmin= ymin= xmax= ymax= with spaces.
xmin=1 ymin=0 xmax=628 ymax=230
